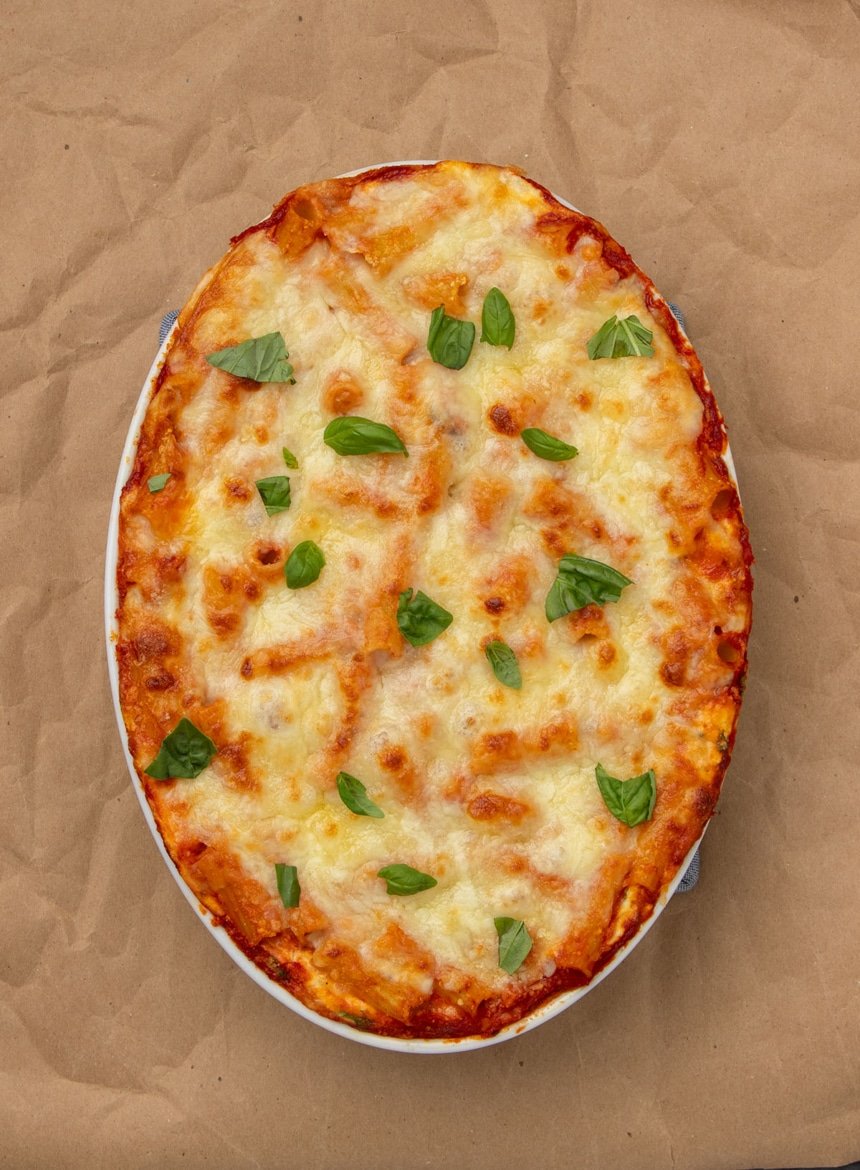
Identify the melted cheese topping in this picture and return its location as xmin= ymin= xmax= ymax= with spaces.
xmin=116 ymin=162 xmax=752 ymax=1037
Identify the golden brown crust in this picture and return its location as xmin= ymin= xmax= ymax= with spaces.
xmin=115 ymin=161 xmax=752 ymax=1040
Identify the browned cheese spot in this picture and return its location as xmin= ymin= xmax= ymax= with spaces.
xmin=467 ymin=474 xmax=511 ymax=530
xmin=488 ymin=404 xmax=518 ymax=436
xmin=402 ymin=271 xmax=469 ymax=315
xmin=253 ymin=542 xmax=282 ymax=566
xmin=203 ymin=563 xmax=267 ymax=639
xmin=131 ymin=626 xmax=174 ymax=661
xmin=597 ymin=641 xmax=617 ymax=668
xmin=323 ymin=369 xmax=365 ymax=415
xmin=480 ymin=554 xmax=533 ymax=615
xmin=523 ymin=478 xmax=611 ymax=555
xmin=467 ymin=792 xmax=532 ymax=824
xmin=219 ymin=736 xmax=259 ymax=793
xmin=535 ymin=713 xmax=579 ymax=754
xmin=471 ymin=730 xmax=521 ymax=772
xmin=565 ymin=604 xmax=610 ymax=642
xmin=660 ymin=630 xmax=692 ymax=687
xmin=377 ymin=743 xmax=420 ymax=800
xmin=223 ymin=476 xmax=252 ymax=504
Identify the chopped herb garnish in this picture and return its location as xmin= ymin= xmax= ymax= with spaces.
xmin=284 ymin=540 xmax=325 ymax=589
xmin=480 ymin=287 xmax=515 ymax=349
xmin=485 ymin=641 xmax=522 ymax=689
xmin=206 ymin=332 xmax=295 ymax=382
xmin=147 ymin=472 xmax=171 ymax=493
xmin=338 ymin=1012 xmax=373 ymax=1030
xmin=595 ymin=764 xmax=657 ymax=827
xmin=255 ymin=475 xmax=291 ymax=516
xmin=336 ymin=772 xmax=384 ymax=819
xmin=274 ymin=863 xmax=301 ymax=907
xmin=494 ymin=917 xmax=533 ymax=974
xmin=397 ymin=589 xmax=453 ymax=647
xmin=586 ymin=314 xmax=654 ymax=359
xmin=427 ymin=304 xmax=475 ymax=369
xmin=145 ymin=717 xmax=216 ymax=780
xmin=521 ymin=428 xmax=578 ymax=462
xmin=378 ymin=864 xmax=437 ymax=896
xmin=323 ymin=416 xmax=407 ymax=456
xmin=545 ymin=554 xmax=632 ymax=622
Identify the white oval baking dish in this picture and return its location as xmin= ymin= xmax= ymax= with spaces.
xmin=105 ymin=163 xmax=740 ymax=1053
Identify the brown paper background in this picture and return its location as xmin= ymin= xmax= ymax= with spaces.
xmin=2 ymin=1 xmax=859 ymax=1167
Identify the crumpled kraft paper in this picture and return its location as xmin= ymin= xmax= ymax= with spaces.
xmin=1 ymin=0 xmax=859 ymax=1167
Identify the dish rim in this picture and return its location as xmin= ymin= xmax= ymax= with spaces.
xmin=104 ymin=160 xmax=738 ymax=1053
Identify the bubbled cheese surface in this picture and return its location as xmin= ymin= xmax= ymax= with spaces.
xmin=116 ymin=162 xmax=750 ymax=1033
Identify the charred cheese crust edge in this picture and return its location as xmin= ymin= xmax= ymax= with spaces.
xmin=110 ymin=162 xmax=753 ymax=1044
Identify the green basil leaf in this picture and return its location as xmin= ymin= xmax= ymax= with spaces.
xmin=145 ymin=717 xmax=216 ymax=780
xmin=485 ymin=641 xmax=522 ymax=689
xmin=397 ymin=588 xmax=453 ymax=647
xmin=377 ymin=864 xmax=438 ymax=896
xmin=336 ymin=771 xmax=385 ymax=818
xmin=274 ymin=862 xmax=301 ymax=907
xmin=338 ymin=1012 xmax=373 ymax=1031
xmin=265 ymin=956 xmax=289 ymax=981
xmin=494 ymin=917 xmax=533 ymax=975
xmin=427 ymin=304 xmax=476 ymax=369
xmin=323 ymin=415 xmax=408 ymax=456
xmin=545 ymin=554 xmax=632 ymax=622
xmin=545 ymin=575 xmax=587 ymax=622
xmin=521 ymin=428 xmax=578 ymax=462
xmin=206 ymin=331 xmax=296 ymax=382
xmin=282 ymin=446 xmax=299 ymax=469
xmin=480 ymin=287 xmax=515 ymax=349
xmin=255 ymin=475 xmax=291 ymax=516
xmin=586 ymin=314 xmax=654 ymax=359
xmin=284 ymin=540 xmax=325 ymax=589
xmin=147 ymin=472 xmax=171 ymax=493
xmin=595 ymin=764 xmax=656 ymax=827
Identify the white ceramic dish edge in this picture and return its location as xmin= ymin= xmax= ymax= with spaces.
xmin=104 ymin=161 xmax=739 ymax=1054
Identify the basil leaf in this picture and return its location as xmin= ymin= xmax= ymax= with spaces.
xmin=255 ymin=475 xmax=291 ymax=516
xmin=586 ymin=314 xmax=654 ymax=359
xmin=336 ymin=771 xmax=384 ymax=819
xmin=285 ymin=540 xmax=325 ymax=589
xmin=521 ymin=428 xmax=578 ymax=462
xmin=147 ymin=472 xmax=171 ymax=493
xmin=480 ymin=287 xmax=515 ymax=349
xmin=545 ymin=554 xmax=632 ymax=622
xmin=206 ymin=332 xmax=296 ymax=382
xmin=397 ymin=588 xmax=453 ymax=647
xmin=338 ymin=1012 xmax=373 ymax=1031
xmin=485 ymin=641 xmax=522 ymax=689
xmin=427 ymin=305 xmax=476 ymax=369
xmin=545 ymin=575 xmax=587 ymax=622
xmin=282 ymin=446 xmax=299 ymax=469
xmin=323 ymin=415 xmax=407 ymax=456
xmin=145 ymin=717 xmax=216 ymax=780
xmin=595 ymin=764 xmax=656 ymax=827
xmin=274 ymin=862 xmax=301 ymax=907
xmin=494 ymin=917 xmax=533 ymax=975
xmin=377 ymin=864 xmax=438 ymax=896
